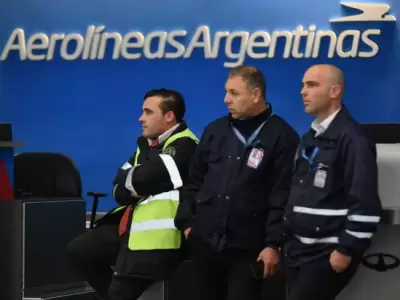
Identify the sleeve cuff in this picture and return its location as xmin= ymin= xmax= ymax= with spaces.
xmin=335 ymin=245 xmax=363 ymax=257
xmin=336 ymin=245 xmax=351 ymax=256
xmin=264 ymin=243 xmax=282 ymax=253
xmin=176 ymin=220 xmax=192 ymax=232
xmin=125 ymin=165 xmax=141 ymax=197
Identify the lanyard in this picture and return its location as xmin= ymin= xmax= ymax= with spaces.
xmin=232 ymin=120 xmax=267 ymax=147
xmin=301 ymin=147 xmax=319 ymax=165
xmin=232 ymin=113 xmax=273 ymax=147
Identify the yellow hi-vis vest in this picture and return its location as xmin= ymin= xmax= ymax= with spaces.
xmin=128 ymin=128 xmax=198 ymax=251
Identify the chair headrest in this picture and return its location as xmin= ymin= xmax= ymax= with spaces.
xmin=360 ymin=123 xmax=400 ymax=144
xmin=14 ymin=152 xmax=82 ymax=199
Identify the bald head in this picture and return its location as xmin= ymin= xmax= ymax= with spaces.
xmin=301 ymin=64 xmax=344 ymax=120
xmin=309 ymin=64 xmax=344 ymax=93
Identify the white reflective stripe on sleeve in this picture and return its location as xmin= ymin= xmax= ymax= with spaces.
xmin=293 ymin=206 xmax=348 ymax=216
xmin=159 ymin=154 xmax=183 ymax=189
xmin=125 ymin=166 xmax=140 ymax=197
xmin=347 ymin=215 xmax=380 ymax=223
xmin=112 ymin=184 xmax=118 ymax=197
xmin=130 ymin=218 xmax=176 ymax=232
xmin=121 ymin=162 xmax=133 ymax=170
xmin=345 ymin=230 xmax=373 ymax=239
xmin=295 ymin=235 xmax=339 ymax=244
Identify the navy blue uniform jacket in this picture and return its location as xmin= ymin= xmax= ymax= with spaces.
xmin=284 ymin=108 xmax=382 ymax=266
xmin=175 ymin=105 xmax=299 ymax=253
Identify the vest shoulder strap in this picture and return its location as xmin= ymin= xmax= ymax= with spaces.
xmin=134 ymin=149 xmax=140 ymax=167
xmin=133 ymin=128 xmax=198 ymax=167
xmin=163 ymin=128 xmax=199 ymax=150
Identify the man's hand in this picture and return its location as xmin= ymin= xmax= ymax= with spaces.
xmin=137 ymin=136 xmax=151 ymax=157
xmin=184 ymin=227 xmax=191 ymax=240
xmin=257 ymin=247 xmax=280 ymax=278
xmin=329 ymin=250 xmax=352 ymax=273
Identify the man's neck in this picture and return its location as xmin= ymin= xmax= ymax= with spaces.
xmin=239 ymin=103 xmax=268 ymax=120
xmin=315 ymin=105 xmax=341 ymax=124
xmin=152 ymin=123 xmax=180 ymax=145
xmin=232 ymin=105 xmax=271 ymax=139
xmin=311 ymin=106 xmax=341 ymax=137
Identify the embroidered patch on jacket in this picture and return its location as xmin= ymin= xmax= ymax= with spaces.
xmin=163 ymin=147 xmax=176 ymax=157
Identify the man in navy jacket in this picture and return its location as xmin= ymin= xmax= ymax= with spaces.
xmin=175 ymin=65 xmax=299 ymax=300
xmin=284 ymin=64 xmax=382 ymax=300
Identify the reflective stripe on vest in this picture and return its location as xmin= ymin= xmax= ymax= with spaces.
xmin=110 ymin=205 xmax=127 ymax=214
xmin=128 ymin=128 xmax=198 ymax=251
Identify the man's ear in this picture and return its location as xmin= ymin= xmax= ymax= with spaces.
xmin=330 ymin=84 xmax=341 ymax=99
xmin=252 ymin=88 xmax=262 ymax=104
xmin=165 ymin=111 xmax=175 ymax=123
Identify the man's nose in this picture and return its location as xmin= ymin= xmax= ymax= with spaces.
xmin=224 ymin=95 xmax=232 ymax=104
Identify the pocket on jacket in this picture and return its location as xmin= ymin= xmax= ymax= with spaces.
xmin=207 ymin=151 xmax=222 ymax=163
xmin=193 ymin=190 xmax=215 ymax=237
xmin=288 ymin=211 xmax=345 ymax=239
xmin=314 ymin=140 xmax=337 ymax=167
xmin=195 ymin=189 xmax=213 ymax=210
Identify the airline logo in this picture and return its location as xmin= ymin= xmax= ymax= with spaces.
xmin=330 ymin=2 xmax=396 ymax=22
xmin=0 ymin=2 xmax=397 ymax=67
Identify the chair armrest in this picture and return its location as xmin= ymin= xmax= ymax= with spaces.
xmin=87 ymin=192 xmax=107 ymax=229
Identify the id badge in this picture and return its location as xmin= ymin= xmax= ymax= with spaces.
xmin=247 ymin=148 xmax=264 ymax=169
xmin=314 ymin=170 xmax=327 ymax=188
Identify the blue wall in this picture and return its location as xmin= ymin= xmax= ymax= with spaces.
xmin=1 ymin=0 xmax=399 ymax=212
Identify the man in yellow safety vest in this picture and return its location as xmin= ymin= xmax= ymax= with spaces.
xmin=108 ymin=88 xmax=198 ymax=300
xmin=67 ymin=89 xmax=198 ymax=300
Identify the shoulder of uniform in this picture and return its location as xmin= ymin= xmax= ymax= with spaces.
xmin=204 ymin=116 xmax=230 ymax=132
xmin=338 ymin=119 xmax=374 ymax=149
xmin=268 ymin=114 xmax=300 ymax=140
xmin=174 ymin=135 xmax=199 ymax=145
xmin=162 ymin=136 xmax=198 ymax=155
xmin=269 ymin=114 xmax=293 ymax=127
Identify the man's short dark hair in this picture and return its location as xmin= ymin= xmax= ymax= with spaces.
xmin=144 ymin=89 xmax=186 ymax=122
xmin=228 ymin=65 xmax=266 ymax=99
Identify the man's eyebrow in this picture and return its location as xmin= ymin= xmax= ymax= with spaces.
xmin=302 ymin=80 xmax=319 ymax=85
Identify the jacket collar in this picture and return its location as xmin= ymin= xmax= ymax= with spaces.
xmin=228 ymin=103 xmax=273 ymax=121
xmin=304 ymin=105 xmax=354 ymax=144
xmin=311 ymin=108 xmax=341 ymax=137
xmin=148 ymin=121 xmax=188 ymax=146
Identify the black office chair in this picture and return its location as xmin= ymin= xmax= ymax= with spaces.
xmin=13 ymin=152 xmax=106 ymax=299
xmin=14 ymin=152 xmax=82 ymax=199
xmin=14 ymin=152 xmax=107 ymax=228
xmin=360 ymin=123 xmax=400 ymax=144
xmin=87 ymin=191 xmax=107 ymax=229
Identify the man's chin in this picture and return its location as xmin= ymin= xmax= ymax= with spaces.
xmin=230 ymin=112 xmax=244 ymax=120
xmin=304 ymin=106 xmax=315 ymax=114
xmin=142 ymin=129 xmax=149 ymax=138
xmin=142 ymin=131 xmax=157 ymax=139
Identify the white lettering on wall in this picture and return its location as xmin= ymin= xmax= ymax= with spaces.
xmin=0 ymin=25 xmax=383 ymax=67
